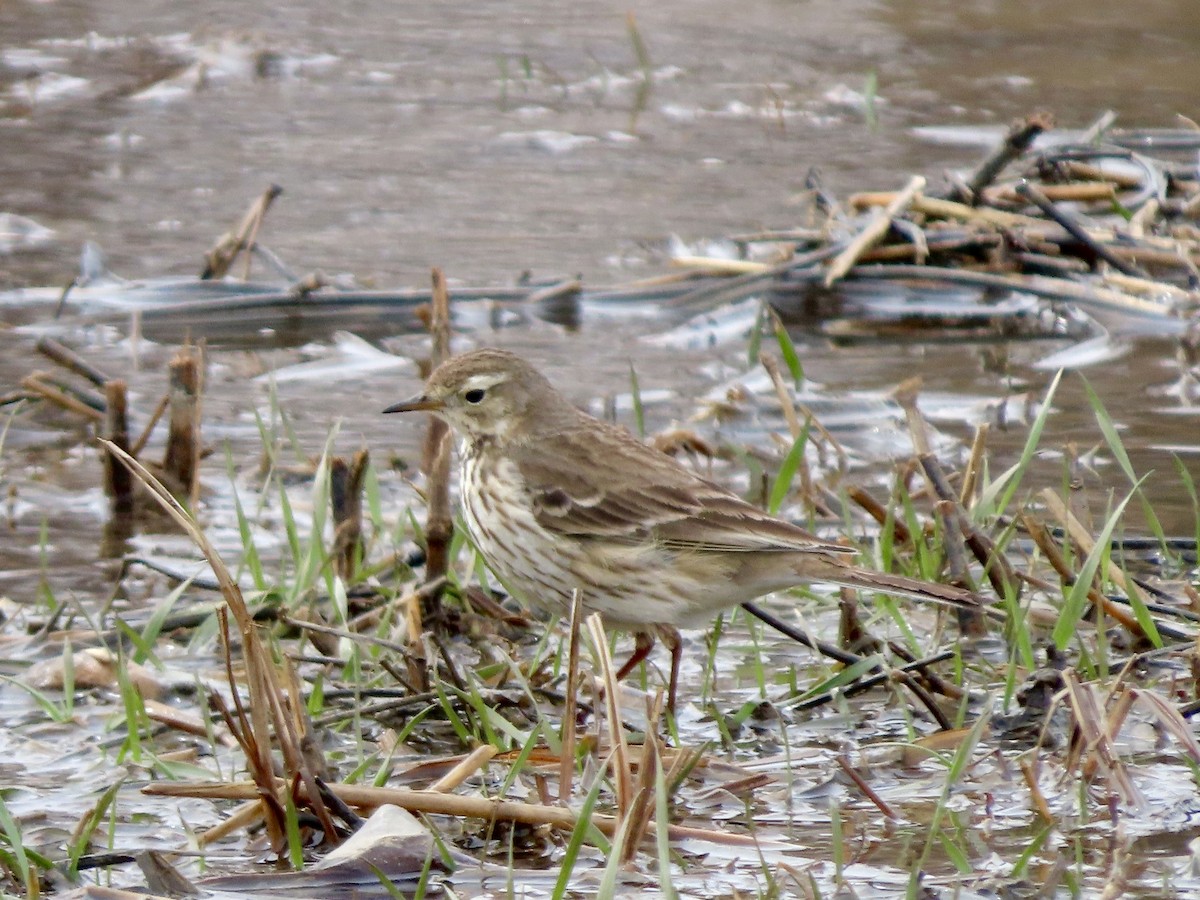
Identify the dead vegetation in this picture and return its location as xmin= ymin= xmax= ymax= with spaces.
xmin=3 ymin=112 xmax=1200 ymax=897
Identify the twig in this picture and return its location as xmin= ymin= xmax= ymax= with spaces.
xmin=1020 ymin=512 xmax=1147 ymax=640
xmin=20 ymin=373 xmax=103 ymax=422
xmin=36 ymin=336 xmax=111 ymax=386
xmin=836 ymin=754 xmax=898 ymax=820
xmin=958 ymin=111 xmax=1054 ymax=205
xmin=130 ymin=392 xmax=170 ymax=459
xmin=1014 ymin=180 xmax=1146 ymax=277
xmin=824 ymin=175 xmax=926 ymax=286
xmin=847 ymin=485 xmax=912 ymax=547
xmin=741 ymin=601 xmax=867 ymax=668
xmin=787 ymin=650 xmax=957 ymax=712
xmin=201 ymin=184 xmax=283 ymax=280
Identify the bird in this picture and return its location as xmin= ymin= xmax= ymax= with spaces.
xmin=384 ymin=348 xmax=982 ymax=712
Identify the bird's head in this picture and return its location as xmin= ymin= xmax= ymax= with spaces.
xmin=384 ymin=348 xmax=569 ymax=442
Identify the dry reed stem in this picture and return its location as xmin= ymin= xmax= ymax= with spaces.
xmin=104 ymin=379 xmax=133 ymax=514
xmin=1015 ymin=180 xmax=1145 ymax=278
xmin=959 ymin=111 xmax=1052 ymax=204
xmin=20 ymin=373 xmax=103 ymax=422
xmin=847 ymin=485 xmax=913 ymax=546
xmin=959 ymin=423 xmax=988 ymax=509
xmin=427 ymin=745 xmax=499 ymax=792
xmin=1019 ymin=757 xmax=1055 ymax=824
xmin=197 ymin=799 xmax=265 ymax=848
xmin=586 ymin=613 xmax=632 ymax=820
xmin=559 ymin=589 xmax=584 ymax=804
xmin=836 ymin=755 xmax=897 ymax=821
xmin=130 ymin=392 xmax=170 ymax=458
xmin=101 ymin=440 xmax=337 ymax=844
xmin=987 ymin=182 xmax=1118 ymax=204
xmin=896 ymin=379 xmax=1016 ymax=605
xmin=145 ymin=780 xmax=767 ymax=847
xmin=330 ymin=449 xmax=369 ymax=581
xmin=620 ymin=706 xmax=661 ymax=864
xmin=201 ymin=184 xmax=283 ymax=280
xmin=759 ymin=352 xmax=808 ymax=477
xmin=670 ymin=256 xmax=772 ymax=275
xmin=163 ymin=345 xmax=203 ymax=505
xmin=1059 ymin=669 xmax=1142 ymax=806
xmin=825 ymin=175 xmax=926 ymax=286
xmin=849 ymin=191 xmax=1044 ymax=229
xmin=1020 ymin=513 xmax=1144 ymax=637
xmin=1038 ymin=489 xmax=1149 ymax=609
xmin=420 ymin=267 xmax=454 ymax=609
xmin=35 ymin=336 xmax=110 ymax=386
xmin=142 ymin=697 xmax=238 ymax=748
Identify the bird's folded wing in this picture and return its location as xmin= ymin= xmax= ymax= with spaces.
xmin=514 ymin=425 xmax=853 ymax=555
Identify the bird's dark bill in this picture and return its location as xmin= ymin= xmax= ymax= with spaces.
xmin=382 ymin=395 xmax=443 ymax=414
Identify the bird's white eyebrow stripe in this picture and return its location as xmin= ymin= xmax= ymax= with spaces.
xmin=461 ymin=373 xmax=507 ymax=391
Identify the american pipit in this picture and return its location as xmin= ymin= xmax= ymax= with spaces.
xmin=385 ymin=348 xmax=980 ymax=710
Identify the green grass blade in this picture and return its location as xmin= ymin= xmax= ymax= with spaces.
xmin=628 ymin=363 xmax=645 ymax=438
xmin=551 ymin=772 xmax=607 ymax=900
xmin=770 ymin=310 xmax=804 ymax=388
xmin=1052 ymin=483 xmax=1143 ymax=650
xmin=768 ymin=426 xmax=809 ymax=515
xmin=979 ymin=370 xmax=1063 ymax=516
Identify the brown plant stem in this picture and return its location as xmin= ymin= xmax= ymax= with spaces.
xmin=103 ymin=379 xmax=134 ymax=515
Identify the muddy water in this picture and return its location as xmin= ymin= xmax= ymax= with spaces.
xmin=1 ymin=0 xmax=1196 ymax=512
xmin=2 ymin=0 xmax=1200 ymax=894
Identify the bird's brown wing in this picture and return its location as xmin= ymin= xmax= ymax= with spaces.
xmin=512 ymin=422 xmax=852 ymax=555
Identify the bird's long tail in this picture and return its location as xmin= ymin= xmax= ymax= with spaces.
xmin=815 ymin=563 xmax=986 ymax=611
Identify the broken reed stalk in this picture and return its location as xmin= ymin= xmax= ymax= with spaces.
xmin=420 ymin=267 xmax=454 ymax=612
xmin=20 ymin=373 xmax=104 ymax=422
xmin=1038 ymin=488 xmax=1149 ymax=609
xmin=103 ymin=379 xmax=134 ymax=515
xmin=621 ymin=697 xmax=663 ymax=865
xmin=35 ymin=336 xmax=110 ymax=387
xmin=201 ymin=184 xmax=283 ymax=280
xmin=130 ymin=392 xmax=170 ymax=459
xmin=958 ymin=110 xmax=1054 ymax=205
xmin=847 ymin=484 xmax=913 ymax=546
xmin=330 ymin=449 xmax=369 ymax=582
xmin=1058 ymin=670 xmax=1142 ymax=805
xmin=163 ymin=345 xmax=203 ymax=505
xmin=824 ymin=174 xmax=926 ymax=287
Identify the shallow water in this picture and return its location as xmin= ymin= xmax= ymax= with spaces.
xmin=2 ymin=0 xmax=1200 ymax=895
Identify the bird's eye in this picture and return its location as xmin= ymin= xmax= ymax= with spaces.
xmin=464 ymin=388 xmax=486 ymax=404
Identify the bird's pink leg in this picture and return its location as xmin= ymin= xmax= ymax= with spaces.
xmin=615 ymin=631 xmax=656 ymax=682
xmin=657 ymin=625 xmax=682 ymax=715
